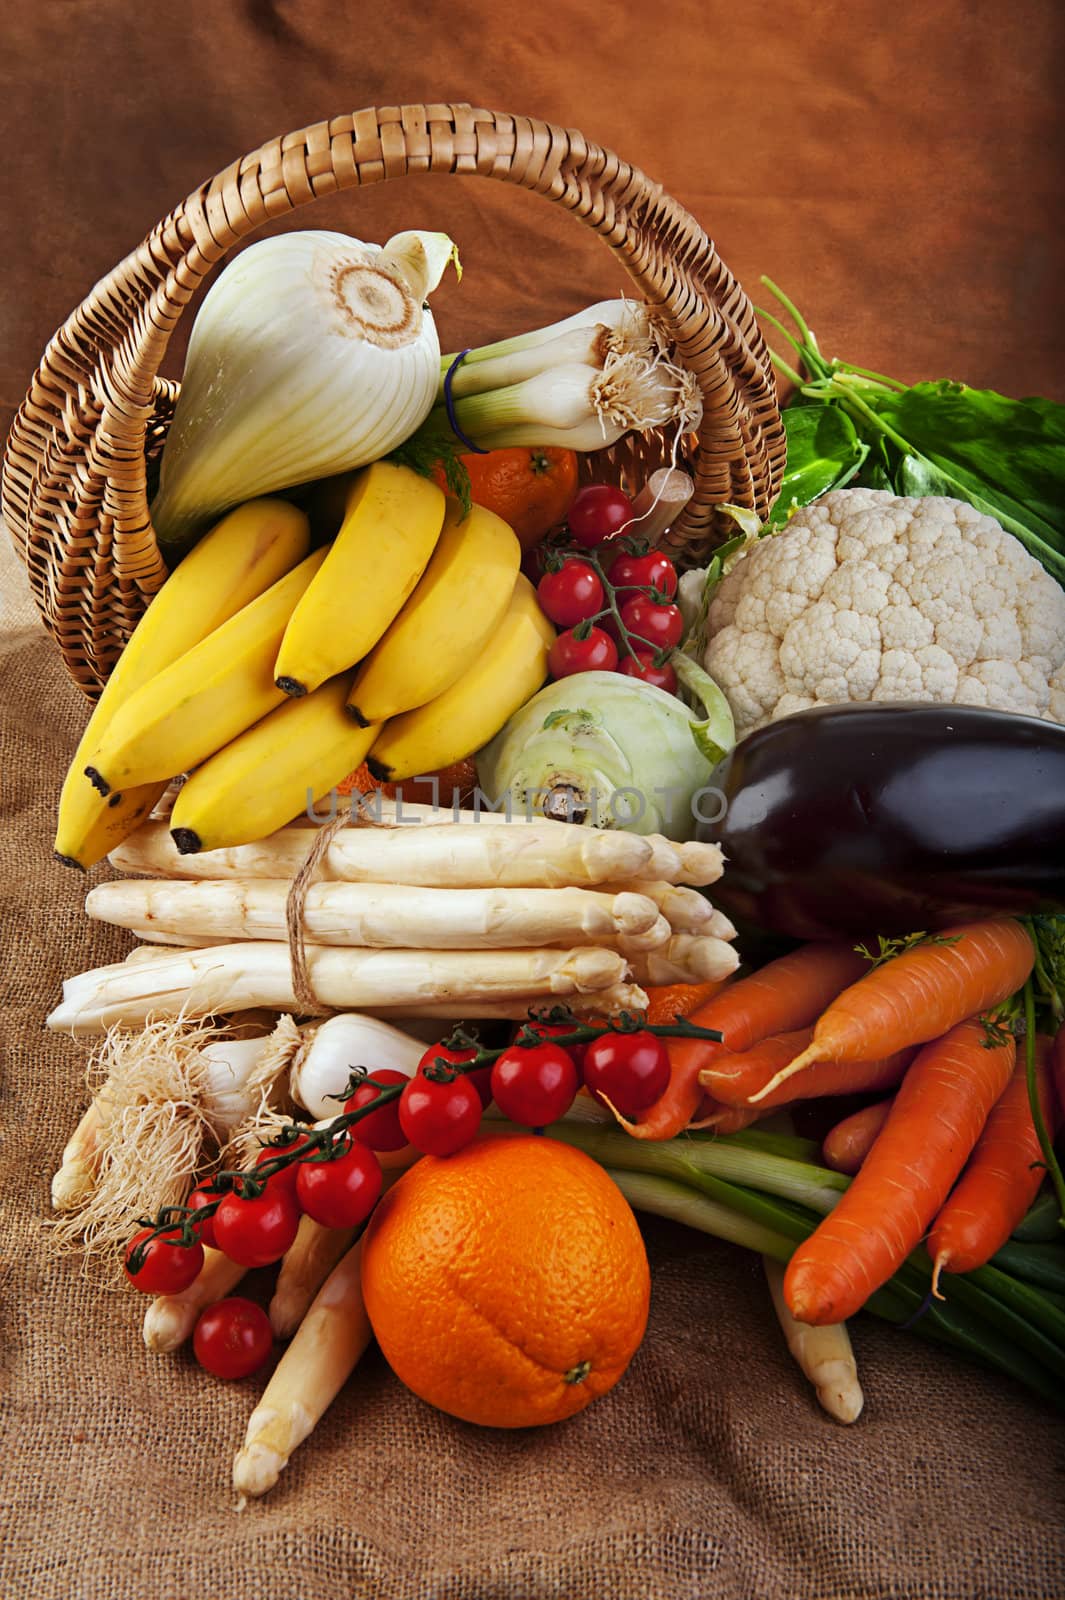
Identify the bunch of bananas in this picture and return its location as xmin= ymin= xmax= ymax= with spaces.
xmin=56 ymin=463 xmax=555 ymax=869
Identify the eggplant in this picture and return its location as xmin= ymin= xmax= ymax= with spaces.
xmin=700 ymin=703 xmax=1065 ymax=940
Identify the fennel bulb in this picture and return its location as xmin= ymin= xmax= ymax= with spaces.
xmin=151 ymin=228 xmax=458 ymax=548
xmin=478 ymin=666 xmax=734 ymax=842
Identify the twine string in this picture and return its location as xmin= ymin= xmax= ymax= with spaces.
xmin=284 ymin=793 xmax=395 ymax=1013
xmin=284 ymin=812 xmax=349 ymax=1015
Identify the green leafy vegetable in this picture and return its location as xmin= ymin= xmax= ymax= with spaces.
xmin=766 ymin=407 xmax=869 ymax=529
xmin=758 ymin=279 xmax=1065 ymax=584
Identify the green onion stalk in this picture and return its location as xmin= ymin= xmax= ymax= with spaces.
xmin=391 ymin=298 xmax=700 ymax=507
xmin=537 ymin=1122 xmax=1065 ymax=1410
xmin=123 ymin=1008 xmax=1065 ymax=1408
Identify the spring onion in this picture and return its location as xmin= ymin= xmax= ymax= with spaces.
xmin=441 ymin=298 xmax=654 ymax=373
xmin=416 ymin=351 xmax=701 ymax=455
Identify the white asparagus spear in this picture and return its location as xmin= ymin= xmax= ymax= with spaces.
xmin=110 ymin=820 xmax=655 ymax=889
xmin=52 ymin=1097 xmax=108 ymax=1211
xmin=233 ymin=1240 xmax=372 ymax=1498
xmin=269 ymin=1218 xmax=355 ymax=1341
xmin=763 ymin=1256 xmax=864 ymax=1423
xmin=126 ymin=926 xmax=220 ymax=948
xmin=67 ymin=961 xmax=648 ymax=1024
xmin=124 ymin=915 xmax=680 ymax=960
xmin=695 ymin=906 xmax=736 ymax=942
xmin=615 ymin=914 xmax=673 ymax=954
xmin=635 ymin=837 xmax=724 ymax=887
xmin=143 ymin=1246 xmax=248 ymax=1353
xmin=626 ymin=936 xmax=740 ymax=987
xmin=598 ymin=880 xmax=716 ymax=934
xmin=366 ymin=982 xmax=649 ymax=1021
xmin=46 ymin=943 xmax=628 ymax=1035
xmin=87 ymin=878 xmax=661 ymax=950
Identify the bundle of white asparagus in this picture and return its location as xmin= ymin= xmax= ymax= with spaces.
xmin=48 ymin=812 xmax=737 ymax=1035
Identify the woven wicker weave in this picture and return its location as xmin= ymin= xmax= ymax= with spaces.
xmin=2 ymin=103 xmax=784 ymax=695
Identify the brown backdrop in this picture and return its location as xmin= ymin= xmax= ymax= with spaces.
xmin=2 ymin=3 xmax=1064 ymax=1597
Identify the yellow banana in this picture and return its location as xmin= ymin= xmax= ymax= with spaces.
xmin=55 ymin=499 xmax=310 ymax=869
xmin=84 ymin=548 xmax=328 ymax=795
xmin=346 ymin=500 xmax=521 ymax=725
xmin=273 ymin=462 xmax=445 ymax=697
xmin=367 ymin=575 xmax=554 ymax=783
xmin=169 ymin=674 xmax=380 ymax=854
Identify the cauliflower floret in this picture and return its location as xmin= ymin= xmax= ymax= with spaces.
xmin=702 ymin=489 xmax=1065 ymax=736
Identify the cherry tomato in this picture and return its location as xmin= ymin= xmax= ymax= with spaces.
xmin=123 ymin=1228 xmax=204 ymax=1295
xmin=567 ymin=485 xmax=635 ymax=548
xmin=515 ymin=1018 xmax=587 ymax=1071
xmin=549 ymin=626 xmax=618 ymax=679
xmin=582 ymin=1030 xmax=671 ymax=1116
xmin=490 ymin=1043 xmax=580 ymax=1127
xmin=255 ymin=1134 xmax=312 ymax=1198
xmin=296 ymin=1137 xmax=383 ymax=1229
xmin=212 ymin=1185 xmax=301 ymax=1268
xmin=618 ymin=595 xmax=684 ymax=651
xmin=607 ymin=549 xmax=678 ymax=600
xmin=345 ymin=1069 xmax=411 ymax=1151
xmin=618 ymin=648 xmax=678 ymax=693
xmin=193 ymin=1297 xmax=273 ymax=1381
xmin=419 ymin=1041 xmax=492 ymax=1108
xmin=399 ymin=1073 xmax=483 ymax=1156
xmin=537 ymin=561 xmax=605 ymax=627
xmin=185 ymin=1183 xmax=220 ymax=1250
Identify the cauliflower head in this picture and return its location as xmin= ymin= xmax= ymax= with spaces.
xmin=703 ymin=488 xmax=1065 ymax=736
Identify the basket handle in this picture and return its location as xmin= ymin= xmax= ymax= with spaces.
xmin=4 ymin=103 xmax=783 ymax=687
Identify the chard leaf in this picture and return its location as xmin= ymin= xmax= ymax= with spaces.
xmin=758 ymin=280 xmax=1065 ymax=585
xmin=877 ymin=381 xmax=1065 ymax=542
xmin=766 ymin=406 xmax=869 ymax=527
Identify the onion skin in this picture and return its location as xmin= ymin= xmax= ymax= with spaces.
xmin=700 ymin=703 xmax=1065 ymax=940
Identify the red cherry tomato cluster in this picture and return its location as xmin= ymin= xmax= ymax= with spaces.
xmin=124 ymin=1092 xmax=397 ymax=1296
xmin=122 ymin=1020 xmax=675 ymax=1376
xmin=536 ymin=485 xmax=682 ymax=691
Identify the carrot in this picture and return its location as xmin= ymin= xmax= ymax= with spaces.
xmin=627 ymin=942 xmax=869 ymax=1141
xmin=822 ymin=1098 xmax=895 ymax=1175
xmin=751 ymin=919 xmax=1035 ymax=1105
xmin=700 ymin=1028 xmax=914 ymax=1108
xmin=784 ymin=1018 xmax=1016 ymax=1325
xmin=696 ymin=1103 xmax=771 ymax=1135
xmin=928 ymin=1036 xmax=1058 ymax=1288
xmin=644 ymin=979 xmax=730 ymax=1027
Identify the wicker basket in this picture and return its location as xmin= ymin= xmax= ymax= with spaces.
xmin=1 ymin=103 xmax=784 ymax=697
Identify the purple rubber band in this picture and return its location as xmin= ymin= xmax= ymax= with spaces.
xmin=443 ymin=349 xmax=489 ymax=454
xmin=899 ymin=1289 xmax=936 ymax=1331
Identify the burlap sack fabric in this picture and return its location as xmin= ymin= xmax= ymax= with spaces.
xmin=3 ymin=2 xmax=1065 ymax=1595
xmin=3 ymin=555 xmax=1065 ymax=1600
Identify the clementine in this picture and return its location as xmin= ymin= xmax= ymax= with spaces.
xmin=432 ymin=447 xmax=578 ymax=550
xmin=336 ymin=757 xmax=479 ymax=807
xmin=360 ymin=1135 xmax=650 ymax=1428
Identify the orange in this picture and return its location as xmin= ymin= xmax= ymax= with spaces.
xmin=360 ymin=1135 xmax=650 ymax=1428
xmin=433 ymin=447 xmax=578 ymax=550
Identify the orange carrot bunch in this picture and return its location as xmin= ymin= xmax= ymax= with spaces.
xmin=633 ymin=915 xmax=1063 ymax=1335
